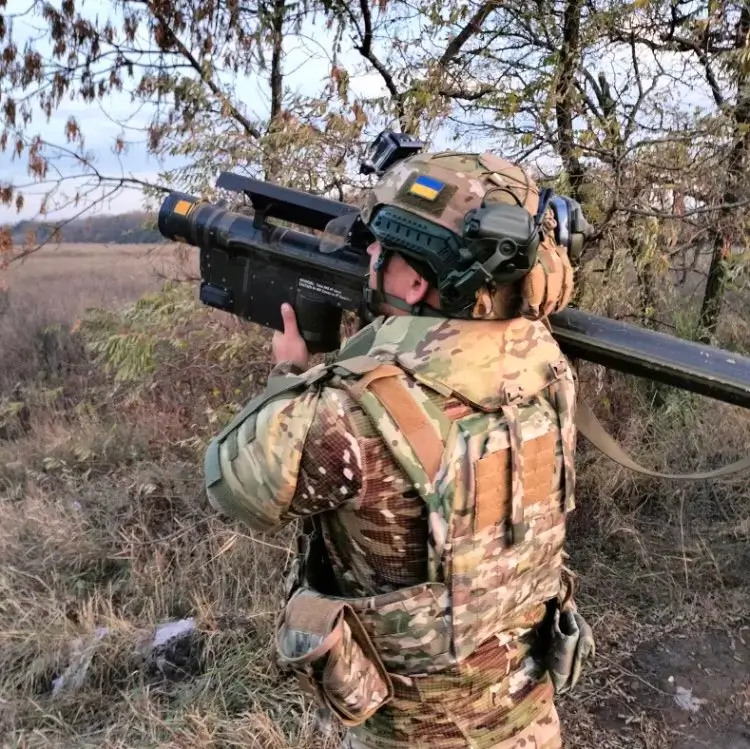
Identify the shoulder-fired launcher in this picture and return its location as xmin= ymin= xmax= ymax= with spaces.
xmin=157 ymin=172 xmax=750 ymax=412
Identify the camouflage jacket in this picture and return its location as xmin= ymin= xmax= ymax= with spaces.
xmin=204 ymin=313 xmax=577 ymax=749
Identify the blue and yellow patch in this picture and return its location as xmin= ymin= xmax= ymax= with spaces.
xmin=408 ymin=174 xmax=445 ymax=201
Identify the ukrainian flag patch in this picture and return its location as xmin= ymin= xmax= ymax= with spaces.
xmin=408 ymin=174 xmax=445 ymax=201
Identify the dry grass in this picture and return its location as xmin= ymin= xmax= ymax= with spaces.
xmin=1 ymin=243 xmax=196 ymax=395
xmin=5 ymin=241 xmax=196 ymax=317
xmin=1 ymin=242 xmax=749 ymax=749
xmin=0 ymin=243 xmax=337 ymax=748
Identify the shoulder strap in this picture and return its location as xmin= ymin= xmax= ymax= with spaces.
xmin=576 ymin=400 xmax=750 ymax=479
xmin=335 ymin=322 xmax=379 ymax=360
xmin=334 ymin=356 xmax=449 ymax=488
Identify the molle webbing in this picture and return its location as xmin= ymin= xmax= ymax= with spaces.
xmin=549 ymin=360 xmax=577 ymax=513
xmin=472 ymin=429 xmax=559 ymax=535
xmin=336 ymin=355 xmax=568 ymax=550
xmin=501 ymin=401 xmax=527 ymax=543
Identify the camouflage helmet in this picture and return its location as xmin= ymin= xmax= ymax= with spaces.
xmin=360 ymin=151 xmax=541 ymax=229
xmin=360 ymin=151 xmax=548 ymax=318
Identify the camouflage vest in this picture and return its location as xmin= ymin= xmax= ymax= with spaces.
xmin=273 ymin=314 xmax=577 ymax=727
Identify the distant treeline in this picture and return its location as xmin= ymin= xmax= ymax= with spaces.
xmin=5 ymin=212 xmax=166 ymax=245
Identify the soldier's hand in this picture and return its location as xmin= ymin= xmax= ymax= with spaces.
xmin=272 ymin=303 xmax=309 ymax=369
xmin=520 ymin=239 xmax=575 ymax=320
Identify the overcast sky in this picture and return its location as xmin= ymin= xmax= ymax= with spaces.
xmin=1 ymin=1 xmax=718 ymax=224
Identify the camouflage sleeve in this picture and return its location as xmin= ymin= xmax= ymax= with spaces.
xmin=204 ymin=370 xmax=363 ymax=534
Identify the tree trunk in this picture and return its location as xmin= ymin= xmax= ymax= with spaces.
xmin=554 ymin=0 xmax=586 ymax=209
xmin=264 ymin=0 xmax=287 ymax=182
xmin=698 ymin=1 xmax=750 ymax=342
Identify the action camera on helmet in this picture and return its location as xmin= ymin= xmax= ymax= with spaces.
xmin=360 ymin=130 xmax=425 ymax=176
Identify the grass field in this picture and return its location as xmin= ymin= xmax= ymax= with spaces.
xmin=1 ymin=242 xmax=749 ymax=749
xmin=4 ymin=241 xmax=196 ymax=318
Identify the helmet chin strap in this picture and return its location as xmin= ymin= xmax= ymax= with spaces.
xmin=363 ymin=249 xmax=446 ymax=320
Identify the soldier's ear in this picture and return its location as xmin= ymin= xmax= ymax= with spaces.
xmin=404 ymin=272 xmax=430 ymax=305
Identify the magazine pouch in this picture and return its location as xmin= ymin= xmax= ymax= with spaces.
xmin=276 ymin=587 xmax=395 ymax=726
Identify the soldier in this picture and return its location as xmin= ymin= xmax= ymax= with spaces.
xmin=204 ymin=150 xmax=595 ymax=749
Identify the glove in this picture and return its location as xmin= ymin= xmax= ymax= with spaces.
xmin=520 ymin=237 xmax=575 ymax=321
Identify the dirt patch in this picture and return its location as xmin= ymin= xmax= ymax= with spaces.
xmin=560 ymin=618 xmax=750 ymax=748
xmin=629 ymin=626 xmax=750 ymax=749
